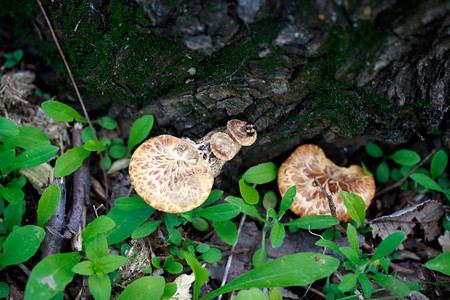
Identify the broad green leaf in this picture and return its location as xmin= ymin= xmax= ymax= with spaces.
xmin=128 ymin=115 xmax=154 ymax=154
xmin=41 ymin=101 xmax=87 ymax=122
xmin=88 ymin=273 xmax=111 ymax=300
xmin=131 ymin=220 xmax=162 ymax=239
xmin=183 ymin=251 xmax=210 ymax=300
xmin=372 ymin=275 xmax=411 ymax=297
xmin=37 ymin=184 xmax=61 ymax=227
xmin=109 ymin=145 xmax=126 ymax=159
xmin=81 ymin=126 xmax=96 ymax=143
xmin=338 ymin=273 xmax=358 ymax=292
xmin=196 ymin=244 xmax=210 ymax=253
xmin=270 ymin=223 xmax=285 ymax=248
xmin=199 ymin=190 xmax=223 ymax=208
xmin=164 ymin=260 xmax=183 ymax=274
xmin=167 ymin=228 xmax=182 ymax=245
xmin=24 ymin=252 xmax=82 ymax=300
xmin=0 ymin=118 xmax=19 ymax=137
xmin=214 ymin=220 xmax=238 ymax=245
xmin=0 ymin=282 xmax=9 ymax=298
xmin=0 ymin=186 xmax=24 ymax=204
xmin=0 ymin=225 xmax=45 ymax=271
xmin=162 ymin=282 xmax=177 ymax=299
xmin=280 ymin=185 xmax=296 ymax=212
xmin=236 ymin=288 xmax=266 ymax=300
xmin=84 ymin=139 xmax=105 ymax=152
xmin=72 ymin=260 xmax=94 ymax=276
xmin=3 ymin=202 xmax=22 ymax=231
xmin=95 ymin=117 xmax=117 ymax=130
xmin=376 ymin=160 xmax=389 ymax=183
xmin=225 ymin=196 xmax=265 ymax=223
xmin=315 ymin=239 xmax=341 ymax=255
xmin=365 ymin=142 xmax=383 ymax=158
xmin=54 ymin=146 xmax=90 ymax=177
xmin=107 ymin=205 xmax=154 ymax=244
xmin=117 ymin=276 xmax=165 ymax=300
xmin=241 ymin=162 xmax=278 ymax=184
xmin=346 ymin=224 xmax=360 ymax=255
xmin=431 ymin=150 xmax=448 ymax=179
xmin=358 ymin=274 xmax=372 ymax=297
xmin=425 ymin=252 xmax=450 ymax=276
xmin=10 ymin=145 xmax=58 ymax=170
xmin=262 ymin=190 xmax=277 ymax=210
xmin=239 ymin=179 xmax=259 ymax=204
xmin=115 ymin=196 xmax=149 ymax=211
xmin=0 ymin=149 xmax=15 ymax=168
xmin=3 ymin=127 xmax=50 ymax=149
xmin=152 ymin=257 xmax=161 ymax=269
xmin=252 ymin=247 xmax=267 ymax=268
xmin=341 ymin=191 xmax=366 ymax=226
xmin=98 ymin=255 xmax=127 ymax=273
xmin=410 ymin=173 xmax=447 ymax=193
xmin=82 ymin=216 xmax=116 ymax=243
xmin=164 ymin=213 xmax=182 ymax=229
xmin=370 ymin=231 xmax=405 ymax=262
xmin=192 ymin=216 xmax=209 ymax=232
xmin=389 ymin=149 xmax=420 ymax=166
xmin=390 ymin=168 xmax=403 ymax=181
xmin=199 ymin=248 xmax=221 ymax=263
xmin=86 ymin=234 xmax=109 ymax=261
xmin=268 ymin=288 xmax=283 ymax=300
xmin=200 ymin=252 xmax=340 ymax=300
xmin=340 ymin=247 xmax=359 ymax=264
xmin=283 ymin=215 xmax=339 ymax=229
xmin=196 ymin=204 xmax=240 ymax=221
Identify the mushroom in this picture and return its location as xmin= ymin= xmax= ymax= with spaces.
xmin=129 ymin=120 xmax=257 ymax=213
xmin=277 ymin=144 xmax=375 ymax=222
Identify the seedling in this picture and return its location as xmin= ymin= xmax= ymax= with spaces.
xmin=3 ymin=49 xmax=23 ymax=68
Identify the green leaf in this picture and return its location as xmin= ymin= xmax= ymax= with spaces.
xmin=3 ymin=202 xmax=23 ymax=231
xmin=372 ymin=275 xmax=411 ymax=297
xmin=152 ymin=257 xmax=161 ymax=269
xmin=341 ymin=191 xmax=366 ymax=227
xmin=131 ymin=220 xmax=162 ymax=239
xmin=236 ymin=288 xmax=266 ymax=300
xmin=10 ymin=145 xmax=58 ymax=170
xmin=0 ymin=149 xmax=15 ymax=168
xmin=54 ymin=146 xmax=90 ymax=177
xmin=279 ymin=185 xmax=296 ymax=212
xmin=370 ymin=231 xmax=405 ymax=262
xmin=0 ymin=118 xmax=19 ymax=137
xmin=41 ymin=101 xmax=87 ymax=123
xmin=0 ymin=282 xmax=9 ymax=298
xmin=98 ymin=255 xmax=127 ymax=274
xmin=0 ymin=225 xmax=45 ymax=271
xmin=24 ymin=252 xmax=82 ymax=300
xmin=88 ymin=273 xmax=111 ymax=300
xmin=199 ymin=248 xmax=222 ymax=263
xmin=241 ymin=162 xmax=278 ymax=184
xmin=358 ymin=274 xmax=372 ymax=297
xmin=72 ymin=260 xmax=94 ymax=276
xmin=268 ymin=288 xmax=283 ymax=300
xmin=0 ymin=186 xmax=24 ymax=204
xmin=225 ymin=196 xmax=266 ymax=223
xmin=389 ymin=149 xmax=420 ymax=166
xmin=199 ymin=252 xmax=340 ymax=300
xmin=3 ymin=126 xmax=50 ymax=149
xmin=12 ymin=49 xmax=24 ymax=62
xmin=410 ymin=173 xmax=447 ymax=193
xmin=346 ymin=224 xmax=360 ymax=255
xmin=213 ymin=220 xmax=238 ymax=245
xmin=183 ymin=251 xmax=210 ymax=300
xmin=340 ymin=247 xmax=359 ymax=264
xmin=115 ymin=196 xmax=149 ymax=211
xmin=361 ymin=161 xmax=374 ymax=176
xmin=199 ymin=190 xmax=223 ymax=207
xmin=109 ymin=145 xmax=126 ymax=159
xmin=365 ymin=142 xmax=383 ymax=158
xmin=239 ymin=179 xmax=259 ymax=204
xmin=96 ymin=117 xmax=117 ymax=130
xmin=84 ymin=139 xmax=105 ymax=152
xmin=117 ymin=276 xmax=165 ymax=300
xmin=81 ymin=126 xmax=96 ymax=143
xmin=338 ymin=273 xmax=358 ymax=292
xmin=86 ymin=234 xmax=109 ymax=261
xmin=192 ymin=216 xmax=209 ymax=232
xmin=196 ymin=244 xmax=210 ymax=253
xmin=431 ymin=150 xmax=448 ymax=179
xmin=37 ymin=184 xmax=61 ymax=227
xmin=82 ymin=216 xmax=116 ymax=243
xmin=270 ymin=223 xmax=285 ymax=248
xmin=196 ymin=204 xmax=240 ymax=221
xmin=425 ymin=252 xmax=450 ymax=276
xmin=128 ymin=115 xmax=154 ymax=154
xmin=162 ymin=282 xmax=177 ymax=299
xmin=262 ymin=190 xmax=277 ymax=210
xmin=283 ymin=215 xmax=339 ymax=229
xmin=315 ymin=239 xmax=341 ymax=255
xmin=376 ymin=160 xmax=390 ymax=183
xmin=167 ymin=228 xmax=182 ymax=245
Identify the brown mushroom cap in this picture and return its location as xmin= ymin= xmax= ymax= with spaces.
xmin=210 ymin=132 xmax=239 ymax=161
xmin=278 ymin=144 xmax=375 ymax=222
xmin=227 ymin=119 xmax=257 ymax=146
xmin=129 ymin=135 xmax=214 ymax=213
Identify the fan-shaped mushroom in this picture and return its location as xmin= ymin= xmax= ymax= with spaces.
xmin=278 ymin=144 xmax=375 ymax=222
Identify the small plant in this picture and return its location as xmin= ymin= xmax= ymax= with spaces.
xmin=3 ymin=49 xmax=23 ymax=68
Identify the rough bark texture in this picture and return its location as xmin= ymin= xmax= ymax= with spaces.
xmin=5 ymin=0 xmax=449 ymax=168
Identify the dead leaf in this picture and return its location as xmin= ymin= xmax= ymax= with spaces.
xmin=370 ymin=200 xmax=444 ymax=247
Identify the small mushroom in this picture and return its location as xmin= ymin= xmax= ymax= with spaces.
xmin=278 ymin=144 xmax=375 ymax=222
xmin=226 ymin=119 xmax=257 ymax=146
xmin=210 ymin=132 xmax=239 ymax=161
xmin=129 ymin=135 xmax=214 ymax=213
